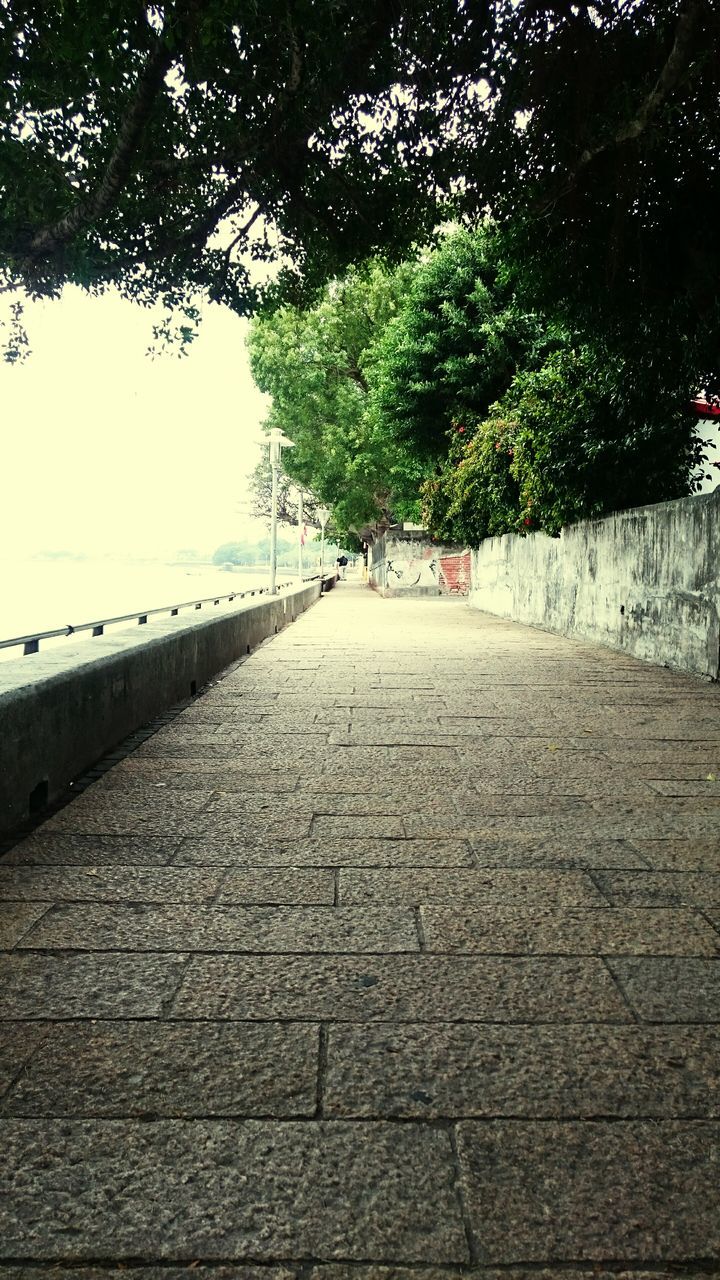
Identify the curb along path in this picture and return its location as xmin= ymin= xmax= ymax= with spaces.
xmin=1 ymin=578 xmax=720 ymax=1273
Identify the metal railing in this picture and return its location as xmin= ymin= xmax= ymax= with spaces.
xmin=0 ymin=578 xmax=313 ymax=657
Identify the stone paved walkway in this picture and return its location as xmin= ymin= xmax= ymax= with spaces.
xmin=1 ymin=578 xmax=720 ymax=1275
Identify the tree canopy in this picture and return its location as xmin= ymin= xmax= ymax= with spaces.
xmin=247 ymin=258 xmax=421 ymax=537
xmin=1 ymin=1 xmax=717 ymax=358
xmin=0 ymin=1 xmax=488 ymax=313
xmin=249 ymin=224 xmax=714 ymax=543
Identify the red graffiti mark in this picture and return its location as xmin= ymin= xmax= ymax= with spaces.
xmin=438 ymin=552 xmax=471 ymax=595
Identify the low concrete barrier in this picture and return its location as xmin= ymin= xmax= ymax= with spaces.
xmin=0 ymin=581 xmax=322 ymax=837
xmin=470 ymin=490 xmax=720 ymax=680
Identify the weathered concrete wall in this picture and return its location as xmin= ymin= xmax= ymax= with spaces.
xmin=370 ymin=535 xmax=471 ymax=597
xmin=470 ymin=490 xmax=720 ymax=679
xmin=0 ymin=581 xmax=321 ymax=836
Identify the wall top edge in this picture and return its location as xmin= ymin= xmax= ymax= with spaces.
xmin=0 ymin=581 xmax=318 ymax=698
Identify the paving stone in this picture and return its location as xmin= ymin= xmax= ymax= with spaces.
xmin=456 ymin=1120 xmax=720 ymax=1263
xmin=339 ymin=869 xmax=606 ymax=907
xmin=187 ymin=813 xmax=314 ymax=840
xmin=469 ymin=836 xmax=650 ymax=869
xmin=0 ymin=903 xmax=52 ymax=948
xmin=311 ymin=814 xmax=408 ymax=839
xmin=1 ymin=1021 xmax=318 ymax=1117
xmin=0 ymin=866 xmax=225 ymax=903
xmin=19 ymin=903 xmax=419 ymax=953
xmin=39 ymin=809 xmax=195 ymax=837
xmin=131 ymin=741 xmax=262 ymax=759
xmin=322 ymin=745 xmax=462 ymax=769
xmin=607 ymin=957 xmax=720 ymax=1021
xmin=594 ymin=870 xmax=720 ymax=906
xmin=0 ymin=832 xmax=179 ymax=866
xmin=216 ymin=868 xmax=335 ymax=904
xmin=0 ymin=1024 xmax=50 ymax=1098
xmin=0 ymin=1119 xmax=468 ymax=1261
xmin=324 ymin=1023 xmax=720 ymax=1119
xmin=171 ymin=954 xmax=631 ymax=1022
xmin=627 ymin=839 xmax=720 ymax=872
xmin=307 ymin=1269 xmax=679 ymax=1280
xmin=174 ymin=836 xmax=474 ymax=867
xmin=0 ymin=953 xmax=188 ymax=1019
xmin=43 ymin=790 xmax=213 ymax=833
xmin=421 ymin=905 xmax=719 ymax=955
xmin=628 ymin=763 xmax=720 ymax=780
xmin=10 ymin=1270 xmax=294 ymax=1280
xmin=100 ymin=767 xmax=300 ymax=792
xmin=650 ymin=778 xmax=720 ymax=796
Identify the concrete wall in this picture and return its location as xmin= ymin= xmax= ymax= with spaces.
xmin=370 ymin=534 xmax=471 ymax=597
xmin=470 ymin=490 xmax=720 ymax=679
xmin=0 ymin=581 xmax=322 ymax=837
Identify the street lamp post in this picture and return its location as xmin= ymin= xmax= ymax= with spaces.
xmin=317 ymin=505 xmax=330 ymax=582
xmin=268 ymin=428 xmax=294 ymax=595
xmin=297 ymin=488 xmax=304 ymax=582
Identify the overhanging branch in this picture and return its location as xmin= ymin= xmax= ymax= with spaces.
xmin=27 ymin=36 xmax=174 ymax=259
xmin=538 ymin=0 xmax=709 ymax=213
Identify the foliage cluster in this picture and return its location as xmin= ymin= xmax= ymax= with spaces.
xmin=249 ymin=223 xmax=712 ymax=544
xmin=247 ymin=259 xmax=421 ymax=539
xmin=423 ymin=343 xmax=708 ymax=542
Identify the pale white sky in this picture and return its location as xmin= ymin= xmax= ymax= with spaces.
xmin=0 ymin=286 xmax=272 ymax=561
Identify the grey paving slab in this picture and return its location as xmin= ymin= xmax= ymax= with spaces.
xmin=421 ymin=905 xmax=719 ymax=955
xmin=1 ymin=1021 xmax=318 ymax=1117
xmin=171 ymin=954 xmax=631 ymax=1022
xmin=0 ymin=1025 xmax=50 ymax=1098
xmin=0 ymin=952 xmax=188 ymax=1019
xmin=607 ymin=957 xmax=720 ymax=1022
xmin=469 ymin=836 xmax=650 ymax=869
xmin=324 ymin=1023 xmax=720 ymax=1119
xmin=594 ymin=870 xmax=720 ymax=906
xmin=339 ymin=869 xmax=606 ymax=907
xmin=216 ymin=868 xmax=335 ymax=904
xmin=651 ymin=778 xmax=720 ymax=796
xmin=100 ymin=766 xmax=301 ymax=792
xmin=18 ymin=903 xmax=419 ymax=953
xmin=187 ymin=812 xmax=314 ymax=840
xmin=307 ymin=1269 xmax=680 ymax=1280
xmin=628 ymin=838 xmax=720 ymax=871
xmin=320 ymin=745 xmax=462 ymax=769
xmin=0 ymin=866 xmax=225 ymax=903
xmin=9 ymin=1270 xmax=294 ymax=1280
xmin=43 ymin=790 xmax=214 ymax=833
xmin=175 ymin=836 xmax=474 ymax=867
xmin=0 ymin=832 xmax=179 ymax=866
xmin=628 ymin=763 xmax=720 ymax=779
xmin=312 ymin=815 xmax=407 ymax=839
xmin=0 ymin=903 xmax=52 ymax=948
xmin=0 ymin=1119 xmax=468 ymax=1262
xmin=456 ymin=1120 xmax=720 ymax=1263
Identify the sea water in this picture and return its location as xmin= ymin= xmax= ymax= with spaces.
xmin=0 ymin=558 xmax=304 ymax=663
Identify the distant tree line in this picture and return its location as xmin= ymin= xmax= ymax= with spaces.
xmin=211 ymin=535 xmax=341 ymax=568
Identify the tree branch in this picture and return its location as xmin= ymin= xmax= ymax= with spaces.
xmin=538 ymin=0 xmax=709 ymax=213
xmin=27 ymin=36 xmax=174 ymax=259
xmin=578 ymin=0 xmax=707 ymax=167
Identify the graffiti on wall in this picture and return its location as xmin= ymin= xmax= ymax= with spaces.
xmin=386 ymin=544 xmax=439 ymax=588
xmin=383 ymin=544 xmax=471 ymax=594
